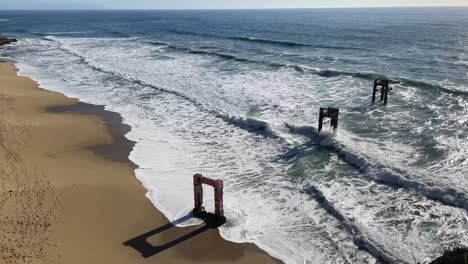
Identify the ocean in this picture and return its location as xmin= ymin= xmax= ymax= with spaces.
xmin=1 ymin=8 xmax=467 ymax=263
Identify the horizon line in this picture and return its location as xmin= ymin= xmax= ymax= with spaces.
xmin=1 ymin=5 xmax=468 ymax=11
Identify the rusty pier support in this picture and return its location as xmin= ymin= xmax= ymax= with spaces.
xmin=372 ymin=79 xmax=391 ymax=105
xmin=193 ymin=174 xmax=226 ymax=227
xmin=318 ymin=107 xmax=339 ymax=133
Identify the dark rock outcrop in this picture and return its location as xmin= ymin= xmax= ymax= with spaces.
xmin=429 ymin=248 xmax=468 ymax=264
xmin=0 ymin=34 xmax=17 ymax=46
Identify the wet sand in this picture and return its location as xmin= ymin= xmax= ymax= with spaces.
xmin=0 ymin=61 xmax=280 ymax=264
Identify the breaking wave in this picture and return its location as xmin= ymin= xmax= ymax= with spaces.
xmin=229 ymin=36 xmax=373 ymax=51
xmin=45 ymin=36 xmax=468 ymax=206
xmin=319 ymin=135 xmax=468 ymax=211
xmin=144 ymin=38 xmax=467 ymax=96
xmin=228 ymin=36 xmax=311 ymax=47
xmin=306 ymin=185 xmax=404 ymax=264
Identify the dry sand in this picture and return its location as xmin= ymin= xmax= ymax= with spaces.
xmin=0 ymin=61 xmax=280 ymax=264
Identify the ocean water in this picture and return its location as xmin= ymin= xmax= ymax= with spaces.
xmin=1 ymin=8 xmax=468 ymax=263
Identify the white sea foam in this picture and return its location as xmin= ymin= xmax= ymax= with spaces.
xmin=6 ymin=36 xmax=468 ymax=263
xmin=455 ymin=60 xmax=468 ymax=66
xmin=12 ymin=52 xmax=376 ymax=264
xmin=319 ymin=131 xmax=468 ymax=209
xmin=37 ymin=31 xmax=95 ymax=35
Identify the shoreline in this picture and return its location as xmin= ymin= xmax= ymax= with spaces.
xmin=48 ymin=102 xmax=138 ymax=168
xmin=0 ymin=60 xmax=280 ymax=264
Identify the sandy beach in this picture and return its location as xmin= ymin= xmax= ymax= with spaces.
xmin=0 ymin=60 xmax=279 ymax=264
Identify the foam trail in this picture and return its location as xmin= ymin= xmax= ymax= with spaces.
xmin=28 ymin=36 xmax=468 ymax=209
xmin=228 ymin=36 xmax=312 ymax=47
xmin=5 ymin=35 xmax=468 ymax=264
xmin=320 ymin=132 xmax=468 ymax=210
xmin=9 ymin=42 xmax=380 ymax=263
xmin=43 ymin=36 xmax=285 ymax=139
xmin=119 ymin=37 xmax=468 ymax=96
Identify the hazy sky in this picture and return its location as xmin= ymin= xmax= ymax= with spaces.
xmin=1 ymin=0 xmax=468 ymax=10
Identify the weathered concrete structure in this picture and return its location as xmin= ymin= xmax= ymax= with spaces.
xmin=192 ymin=174 xmax=226 ymax=226
xmin=318 ymin=107 xmax=339 ymax=133
xmin=372 ymin=79 xmax=391 ymax=105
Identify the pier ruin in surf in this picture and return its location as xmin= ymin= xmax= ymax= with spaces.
xmin=318 ymin=107 xmax=339 ymax=133
xmin=372 ymin=79 xmax=392 ymax=105
xmin=192 ymin=174 xmax=226 ymax=227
